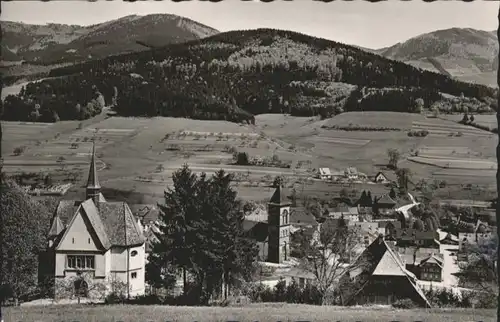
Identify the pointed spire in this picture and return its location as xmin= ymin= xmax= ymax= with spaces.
xmin=86 ymin=141 xmax=102 ymax=205
xmin=87 ymin=141 xmax=100 ymax=189
xmin=268 ymin=185 xmax=291 ymax=206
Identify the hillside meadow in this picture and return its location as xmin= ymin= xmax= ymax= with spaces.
xmin=4 ymin=303 xmax=496 ymax=322
xmin=2 ymin=111 xmax=497 ymax=203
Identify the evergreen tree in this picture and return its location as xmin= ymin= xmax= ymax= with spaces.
xmin=389 ymin=187 xmax=397 ymax=200
xmin=148 ymin=166 xmax=257 ymax=304
xmin=413 ymin=218 xmax=425 ymax=231
xmin=148 ymin=164 xmax=201 ymax=295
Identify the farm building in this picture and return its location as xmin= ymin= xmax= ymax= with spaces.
xmin=339 ymin=235 xmax=431 ymax=307
xmin=373 ymin=171 xmax=398 ymax=185
xmin=373 ymin=194 xmax=397 ymax=214
xmin=417 ymin=254 xmax=444 ymax=282
xmin=317 ymin=167 xmax=332 ymax=180
xmin=344 ymin=167 xmax=359 ymax=180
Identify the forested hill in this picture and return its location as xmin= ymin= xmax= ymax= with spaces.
xmin=3 ymin=28 xmax=497 ymax=123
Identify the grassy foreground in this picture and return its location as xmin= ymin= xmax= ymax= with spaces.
xmin=5 ymin=303 xmax=496 ymax=322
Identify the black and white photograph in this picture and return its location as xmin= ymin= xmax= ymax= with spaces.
xmin=0 ymin=0 xmax=499 ymax=321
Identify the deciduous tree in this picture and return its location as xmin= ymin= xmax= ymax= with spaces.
xmin=0 ymin=181 xmax=52 ymax=305
xmin=297 ymin=222 xmax=367 ymax=305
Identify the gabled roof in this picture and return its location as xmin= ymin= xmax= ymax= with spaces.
xmin=375 ymin=171 xmax=398 ymax=182
xmin=420 ymin=254 xmax=443 ymax=268
xmin=48 ymin=216 xmax=64 ymax=238
xmin=55 ymin=199 xmax=112 ymax=250
xmin=319 ymin=168 xmax=331 ymax=175
xmin=51 ymin=199 xmax=145 ymax=249
xmin=290 ymin=207 xmax=318 ymax=227
xmin=344 ymin=235 xmax=431 ymax=307
xmin=268 ymin=185 xmax=291 ymax=206
xmin=130 ymin=203 xmax=160 ymax=224
xmin=376 ymin=194 xmax=397 ymax=205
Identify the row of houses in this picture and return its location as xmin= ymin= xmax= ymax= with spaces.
xmin=317 ymin=167 xmax=398 ymax=185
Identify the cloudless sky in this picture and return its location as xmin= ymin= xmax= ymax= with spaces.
xmin=2 ymin=0 xmax=498 ymax=49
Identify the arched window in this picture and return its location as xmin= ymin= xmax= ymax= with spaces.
xmin=131 ymin=250 xmax=138 ymax=257
xmin=282 ymin=209 xmax=289 ymax=225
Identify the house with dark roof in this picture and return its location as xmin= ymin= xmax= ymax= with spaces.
xmin=395 ymin=247 xmax=444 ymax=282
xmin=45 ymin=143 xmax=146 ymax=299
xmin=339 ymin=235 xmax=431 ymax=307
xmin=394 ymin=229 xmax=439 ymax=248
xmin=373 ymin=194 xmax=397 ymax=215
xmin=373 ymin=171 xmax=398 ymax=186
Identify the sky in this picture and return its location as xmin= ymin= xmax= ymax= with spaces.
xmin=2 ymin=0 xmax=498 ymax=49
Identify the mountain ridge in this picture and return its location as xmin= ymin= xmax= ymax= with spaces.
xmin=1 ymin=14 xmax=220 ymax=64
xmin=376 ymin=27 xmax=498 ymax=87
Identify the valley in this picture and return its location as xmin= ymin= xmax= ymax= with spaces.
xmin=3 ymin=109 xmax=496 ymax=204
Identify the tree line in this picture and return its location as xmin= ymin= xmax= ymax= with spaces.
xmin=2 ymin=29 xmax=496 ymax=123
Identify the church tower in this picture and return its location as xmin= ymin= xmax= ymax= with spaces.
xmin=86 ymin=142 xmax=102 ymax=206
xmin=267 ymin=185 xmax=291 ymax=263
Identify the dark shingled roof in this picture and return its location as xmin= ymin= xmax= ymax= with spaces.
xmin=98 ymin=202 xmax=145 ymax=247
xmin=290 ymin=207 xmax=318 ymax=226
xmin=51 ymin=199 xmax=145 ymax=249
xmin=130 ymin=203 xmax=160 ymax=224
xmin=54 ymin=199 xmax=112 ymax=250
xmin=343 ymin=236 xmax=431 ymax=307
xmin=86 ymin=142 xmax=100 ymax=189
xmin=376 ymin=194 xmax=397 ymax=206
xmin=269 ymin=186 xmax=291 ymax=206
xmin=243 ymin=220 xmax=269 ymax=243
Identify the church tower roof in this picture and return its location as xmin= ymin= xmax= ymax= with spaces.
xmin=86 ymin=141 xmax=100 ymax=189
xmin=268 ymin=185 xmax=291 ymax=206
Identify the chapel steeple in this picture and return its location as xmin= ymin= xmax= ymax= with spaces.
xmin=86 ymin=141 xmax=101 ymax=205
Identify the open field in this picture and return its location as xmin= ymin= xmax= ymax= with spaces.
xmin=2 ymin=111 xmax=497 ymax=203
xmin=321 ymin=111 xmax=419 ymax=129
xmin=4 ymin=303 xmax=496 ymax=322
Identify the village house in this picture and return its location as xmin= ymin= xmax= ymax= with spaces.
xmin=373 ymin=171 xmax=398 ymax=186
xmin=339 ymin=235 xmax=431 ymax=307
xmin=44 ymin=144 xmax=146 ymax=299
xmin=344 ymin=167 xmax=359 ymax=180
xmin=317 ymin=167 xmax=332 ymax=180
xmin=396 ymin=247 xmax=444 ymax=282
xmin=394 ymin=229 xmax=440 ymax=249
xmin=328 ymin=205 xmax=360 ymax=222
xmin=373 ymin=194 xmax=397 ymax=215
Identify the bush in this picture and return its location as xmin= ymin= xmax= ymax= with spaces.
xmin=239 ymin=280 xmax=323 ymax=305
xmin=392 ymin=298 xmax=418 ymax=309
xmin=13 ymin=146 xmax=26 ymax=156
xmin=105 ymin=292 xmax=126 ymax=304
xmin=235 ymin=152 xmax=250 ymax=165
xmin=407 ymin=130 xmax=429 ymax=137
xmin=127 ymin=294 xmax=164 ymax=305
